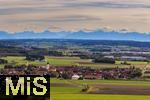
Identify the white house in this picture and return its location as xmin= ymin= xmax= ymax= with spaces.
xmin=72 ymin=74 xmax=80 ymax=80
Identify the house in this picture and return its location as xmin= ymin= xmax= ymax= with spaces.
xmin=144 ymin=69 xmax=150 ymax=74
xmin=49 ymin=66 xmax=57 ymax=72
xmin=84 ymin=74 xmax=102 ymax=80
xmin=72 ymin=74 xmax=80 ymax=80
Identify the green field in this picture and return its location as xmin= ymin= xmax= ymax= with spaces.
xmin=50 ymin=78 xmax=150 ymax=86
xmin=0 ymin=56 xmax=149 ymax=69
xmin=50 ymin=78 xmax=150 ymax=100
xmin=51 ymin=94 xmax=150 ymax=100
xmin=0 ymin=56 xmax=89 ymax=67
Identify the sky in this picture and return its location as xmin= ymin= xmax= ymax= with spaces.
xmin=0 ymin=0 xmax=150 ymax=33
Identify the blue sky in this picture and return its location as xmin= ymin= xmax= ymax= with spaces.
xmin=0 ymin=0 xmax=150 ymax=34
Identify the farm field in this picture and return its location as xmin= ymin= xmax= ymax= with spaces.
xmin=0 ymin=56 xmax=149 ymax=69
xmin=50 ymin=78 xmax=150 ymax=86
xmin=50 ymin=78 xmax=150 ymax=100
xmin=0 ymin=56 xmax=90 ymax=67
xmin=51 ymin=94 xmax=150 ymax=100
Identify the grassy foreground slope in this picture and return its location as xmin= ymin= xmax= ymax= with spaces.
xmin=51 ymin=94 xmax=150 ymax=100
xmin=50 ymin=78 xmax=150 ymax=100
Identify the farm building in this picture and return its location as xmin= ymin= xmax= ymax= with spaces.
xmin=72 ymin=74 xmax=80 ymax=80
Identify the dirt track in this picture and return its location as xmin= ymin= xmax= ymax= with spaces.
xmin=87 ymin=84 xmax=150 ymax=95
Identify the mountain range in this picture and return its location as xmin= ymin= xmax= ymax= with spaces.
xmin=0 ymin=30 xmax=149 ymax=42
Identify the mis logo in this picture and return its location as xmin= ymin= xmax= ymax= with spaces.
xmin=0 ymin=75 xmax=50 ymax=100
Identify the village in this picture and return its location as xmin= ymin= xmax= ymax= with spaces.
xmin=0 ymin=63 xmax=146 ymax=80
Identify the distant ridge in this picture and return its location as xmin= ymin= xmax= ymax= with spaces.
xmin=0 ymin=30 xmax=150 ymax=42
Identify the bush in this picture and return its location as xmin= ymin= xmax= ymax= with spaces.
xmin=81 ymin=85 xmax=90 ymax=92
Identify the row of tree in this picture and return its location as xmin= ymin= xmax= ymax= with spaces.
xmin=0 ymin=59 xmax=8 ymax=64
xmin=93 ymin=57 xmax=115 ymax=64
xmin=26 ymin=55 xmax=45 ymax=61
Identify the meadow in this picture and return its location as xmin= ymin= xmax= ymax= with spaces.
xmin=51 ymin=94 xmax=150 ymax=100
xmin=50 ymin=78 xmax=150 ymax=100
xmin=50 ymin=78 xmax=150 ymax=86
xmin=0 ymin=56 xmax=149 ymax=69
